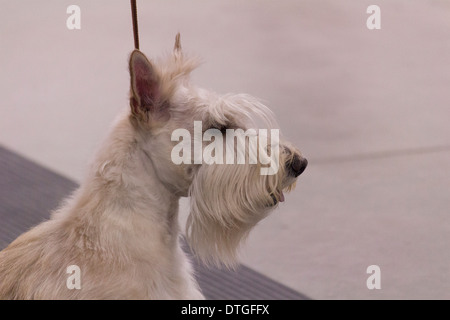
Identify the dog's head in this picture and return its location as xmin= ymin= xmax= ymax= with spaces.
xmin=128 ymin=34 xmax=307 ymax=267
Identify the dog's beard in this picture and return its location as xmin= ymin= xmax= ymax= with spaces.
xmin=182 ymin=92 xmax=298 ymax=268
xmin=186 ymin=160 xmax=288 ymax=268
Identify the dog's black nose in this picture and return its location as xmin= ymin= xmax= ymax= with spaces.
xmin=290 ymin=155 xmax=307 ymax=177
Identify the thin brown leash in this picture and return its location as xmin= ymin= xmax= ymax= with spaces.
xmin=130 ymin=0 xmax=139 ymax=50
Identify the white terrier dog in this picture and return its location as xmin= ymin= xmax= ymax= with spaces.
xmin=0 ymin=34 xmax=307 ymax=299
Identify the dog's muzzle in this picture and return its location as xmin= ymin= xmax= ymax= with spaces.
xmin=289 ymin=154 xmax=308 ymax=177
xmin=269 ymin=153 xmax=307 ymax=206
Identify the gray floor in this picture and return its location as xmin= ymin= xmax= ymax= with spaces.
xmin=1 ymin=0 xmax=450 ymax=299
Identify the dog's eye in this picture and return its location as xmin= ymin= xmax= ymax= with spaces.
xmin=219 ymin=126 xmax=227 ymax=134
xmin=209 ymin=126 xmax=227 ymax=135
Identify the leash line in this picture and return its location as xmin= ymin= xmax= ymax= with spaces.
xmin=130 ymin=0 xmax=140 ymax=50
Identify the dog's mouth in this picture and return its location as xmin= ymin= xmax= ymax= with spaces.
xmin=269 ymin=190 xmax=285 ymax=206
xmin=267 ymin=155 xmax=306 ymax=207
xmin=269 ymin=179 xmax=298 ymax=206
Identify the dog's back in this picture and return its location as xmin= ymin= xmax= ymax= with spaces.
xmin=0 ymin=219 xmax=70 ymax=299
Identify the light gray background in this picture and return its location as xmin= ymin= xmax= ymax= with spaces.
xmin=1 ymin=0 xmax=450 ymax=299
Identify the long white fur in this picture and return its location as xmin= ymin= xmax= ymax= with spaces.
xmin=0 ymin=34 xmax=301 ymax=299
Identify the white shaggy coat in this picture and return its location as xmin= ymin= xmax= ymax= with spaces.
xmin=0 ymin=34 xmax=305 ymax=299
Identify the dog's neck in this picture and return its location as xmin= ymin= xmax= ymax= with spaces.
xmin=59 ymin=113 xmax=182 ymax=258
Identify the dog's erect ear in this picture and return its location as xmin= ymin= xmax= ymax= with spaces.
xmin=129 ymin=50 xmax=168 ymax=122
